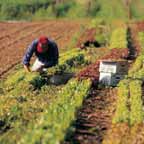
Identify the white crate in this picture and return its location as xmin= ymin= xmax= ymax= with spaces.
xmin=99 ymin=61 xmax=117 ymax=73
xmin=99 ymin=60 xmax=128 ymax=74
xmin=99 ymin=72 xmax=113 ymax=86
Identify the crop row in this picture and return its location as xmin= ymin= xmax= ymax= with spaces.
xmin=48 ymin=48 xmax=89 ymax=75
xmin=129 ymin=80 xmax=143 ymax=125
xmin=112 ymin=32 xmax=144 ymax=125
xmin=20 ymin=79 xmax=91 ymax=144
xmin=112 ymin=79 xmax=129 ymax=124
xmin=109 ymin=27 xmax=128 ymax=49
xmin=128 ymin=32 xmax=144 ymax=78
xmin=103 ymin=78 xmax=144 ymax=144
xmin=0 ymin=48 xmax=92 ymax=143
xmin=102 ymin=31 xmax=144 ymax=143
xmin=112 ymin=79 xmax=143 ymax=125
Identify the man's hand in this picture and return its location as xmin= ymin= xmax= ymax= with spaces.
xmin=24 ymin=65 xmax=31 ymax=72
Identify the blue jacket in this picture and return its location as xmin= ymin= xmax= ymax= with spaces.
xmin=22 ymin=39 xmax=59 ymax=67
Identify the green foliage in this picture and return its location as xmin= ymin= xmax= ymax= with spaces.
xmin=30 ymin=76 xmax=46 ymax=90
xmin=0 ymin=0 xmax=51 ymax=20
xmin=0 ymin=45 xmax=94 ymax=143
xmin=112 ymin=31 xmax=144 ymax=125
xmin=95 ymin=29 xmax=109 ymax=46
xmin=33 ymin=0 xmax=75 ymax=19
xmin=0 ymin=0 xmax=144 ymax=20
xmin=69 ymin=25 xmax=87 ymax=49
xmin=138 ymin=32 xmax=144 ymax=54
xmin=129 ymin=80 xmax=143 ymax=125
xmin=4 ymin=71 xmax=46 ymax=96
xmin=113 ymin=79 xmax=144 ymax=126
xmin=87 ymin=0 xmax=101 ymax=17
xmin=88 ymin=18 xmax=111 ymax=46
xmin=4 ymin=69 xmax=25 ymax=88
xmin=0 ymin=81 xmax=62 ymax=143
xmin=89 ymin=18 xmax=106 ymax=28
xmin=95 ymin=34 xmax=106 ymax=45
xmin=66 ymin=0 xmax=101 ymax=18
xmin=20 ymin=79 xmax=91 ymax=144
xmin=128 ymin=32 xmax=144 ymax=79
xmin=65 ymin=3 xmax=87 ymax=18
xmin=54 ymin=1 xmax=75 ymax=17
xmin=96 ymin=0 xmax=127 ymax=20
xmin=112 ymin=79 xmax=129 ymax=124
xmin=32 ymin=7 xmax=55 ymax=20
xmin=130 ymin=0 xmax=144 ymax=20
xmin=128 ymin=55 xmax=144 ymax=78
xmin=48 ymin=49 xmax=89 ymax=75
xmin=109 ymin=27 xmax=128 ymax=49
xmin=55 ymin=54 xmax=88 ymax=74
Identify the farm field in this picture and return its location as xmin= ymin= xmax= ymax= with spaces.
xmin=1 ymin=19 xmax=144 ymax=144
xmin=0 ymin=20 xmax=87 ymax=78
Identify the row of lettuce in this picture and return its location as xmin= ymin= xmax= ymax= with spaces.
xmin=113 ymin=31 xmax=144 ymax=125
xmin=0 ymin=47 xmax=93 ymax=143
xmin=20 ymin=79 xmax=91 ymax=144
xmin=103 ymin=31 xmax=144 ymax=144
xmin=109 ymin=26 xmax=127 ymax=49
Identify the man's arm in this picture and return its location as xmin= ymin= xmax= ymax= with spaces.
xmin=24 ymin=65 xmax=31 ymax=72
xmin=22 ymin=40 xmax=37 ymax=72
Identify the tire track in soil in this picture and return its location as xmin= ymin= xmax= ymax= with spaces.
xmin=0 ymin=22 xmax=39 ymax=41
xmin=64 ymin=87 xmax=117 ymax=144
xmin=0 ymin=23 xmax=33 ymax=38
xmin=0 ymin=23 xmax=42 ymax=43
xmin=0 ymin=22 xmax=27 ymax=33
xmin=0 ymin=22 xmax=53 ymax=53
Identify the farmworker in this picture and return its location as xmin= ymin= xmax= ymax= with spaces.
xmin=22 ymin=36 xmax=59 ymax=72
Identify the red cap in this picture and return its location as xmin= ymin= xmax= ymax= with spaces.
xmin=37 ymin=36 xmax=48 ymax=53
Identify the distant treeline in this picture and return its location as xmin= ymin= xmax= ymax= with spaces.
xmin=0 ymin=0 xmax=52 ymax=20
xmin=0 ymin=0 xmax=143 ymax=21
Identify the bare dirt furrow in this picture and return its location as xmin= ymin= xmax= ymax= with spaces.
xmin=0 ymin=23 xmax=53 ymax=52
xmin=0 ymin=22 xmax=31 ymax=37
xmin=0 ymin=23 xmax=42 ymax=41
xmin=64 ymin=87 xmax=117 ymax=144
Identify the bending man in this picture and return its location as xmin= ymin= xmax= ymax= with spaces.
xmin=22 ymin=36 xmax=59 ymax=72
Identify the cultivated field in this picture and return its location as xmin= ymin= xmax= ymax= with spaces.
xmin=0 ymin=20 xmax=144 ymax=144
